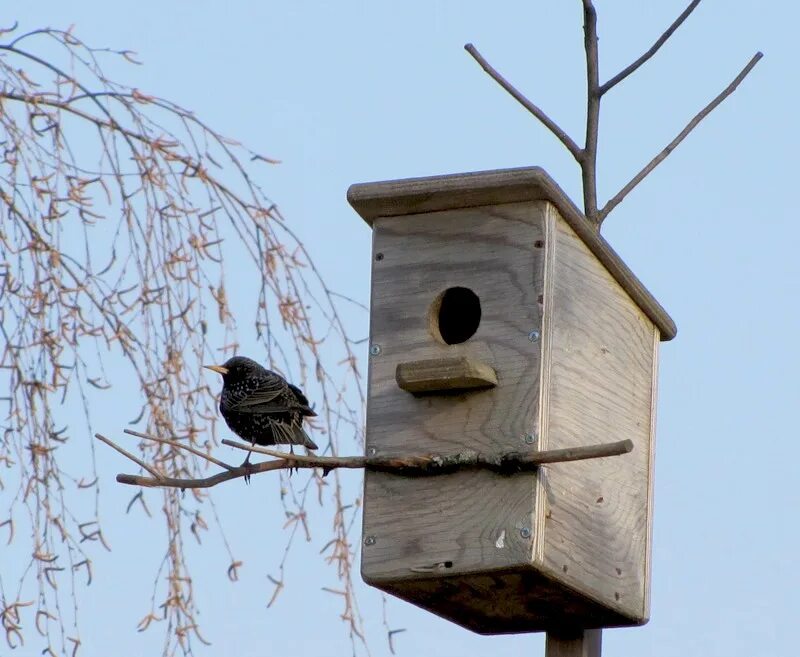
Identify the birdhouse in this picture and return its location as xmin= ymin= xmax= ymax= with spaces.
xmin=347 ymin=167 xmax=676 ymax=634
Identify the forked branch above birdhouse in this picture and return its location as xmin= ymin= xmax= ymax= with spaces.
xmin=465 ymin=0 xmax=762 ymax=228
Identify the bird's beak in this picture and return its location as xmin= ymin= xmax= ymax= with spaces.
xmin=203 ymin=364 xmax=229 ymax=375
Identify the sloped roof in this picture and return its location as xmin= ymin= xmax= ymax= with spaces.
xmin=348 ymin=166 xmax=676 ymax=341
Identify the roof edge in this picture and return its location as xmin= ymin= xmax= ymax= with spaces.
xmin=347 ymin=167 xmax=676 ymax=341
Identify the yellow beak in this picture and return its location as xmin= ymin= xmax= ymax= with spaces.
xmin=203 ymin=364 xmax=229 ymax=375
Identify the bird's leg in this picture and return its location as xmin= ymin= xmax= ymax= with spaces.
xmin=241 ymin=441 xmax=256 ymax=484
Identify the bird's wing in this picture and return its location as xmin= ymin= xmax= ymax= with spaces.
xmin=287 ymin=383 xmax=317 ymax=417
xmin=224 ymin=375 xmax=286 ymax=413
xmin=231 ymin=402 xmax=294 ymax=414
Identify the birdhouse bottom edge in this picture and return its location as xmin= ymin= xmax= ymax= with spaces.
xmin=367 ymin=565 xmax=647 ymax=635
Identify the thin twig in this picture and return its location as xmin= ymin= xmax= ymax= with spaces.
xmin=388 ymin=628 xmax=406 ymax=654
xmin=581 ymin=0 xmax=601 ymax=223
xmin=100 ymin=433 xmax=634 ymax=489
xmin=600 ymin=0 xmax=703 ymax=95
xmin=464 ymin=43 xmax=583 ymax=160
xmin=124 ymin=429 xmax=237 ymax=471
xmin=221 ymin=439 xmax=324 ymax=462
xmin=598 ymin=51 xmax=763 ymax=223
xmin=94 ymin=434 xmax=163 ymax=479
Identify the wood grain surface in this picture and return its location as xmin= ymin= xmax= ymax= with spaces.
xmin=395 ymin=356 xmax=498 ymax=394
xmin=362 ymin=202 xmax=545 ymax=582
xmin=356 ymin=189 xmax=660 ymax=632
xmin=546 ymin=629 xmax=602 ymax=657
xmin=538 ymin=204 xmax=657 ymax=622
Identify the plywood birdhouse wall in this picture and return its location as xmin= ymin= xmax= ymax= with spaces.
xmin=347 ymin=167 xmax=676 ymax=634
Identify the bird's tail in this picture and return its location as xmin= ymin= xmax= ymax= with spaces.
xmin=296 ymin=426 xmax=318 ymax=451
xmin=271 ymin=418 xmax=318 ymax=451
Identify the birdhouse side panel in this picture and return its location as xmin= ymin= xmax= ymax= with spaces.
xmin=538 ymin=205 xmax=658 ymax=622
xmin=362 ymin=202 xmax=547 ymax=581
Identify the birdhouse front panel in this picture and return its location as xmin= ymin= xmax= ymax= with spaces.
xmin=362 ymin=201 xmax=547 ymax=580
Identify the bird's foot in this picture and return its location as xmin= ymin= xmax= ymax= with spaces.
xmin=241 ymin=453 xmax=255 ymax=484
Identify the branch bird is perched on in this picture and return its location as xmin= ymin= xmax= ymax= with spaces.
xmin=204 ymin=356 xmax=317 ymax=479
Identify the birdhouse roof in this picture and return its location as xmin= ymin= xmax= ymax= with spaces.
xmin=347 ymin=166 xmax=676 ymax=341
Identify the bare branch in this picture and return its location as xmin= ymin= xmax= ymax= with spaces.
xmin=600 ymin=0 xmax=703 ymax=95
xmin=100 ymin=433 xmax=634 ymax=489
xmin=94 ymin=434 xmax=163 ymax=480
xmin=598 ymin=52 xmax=763 ymax=223
xmin=464 ymin=43 xmax=583 ymax=160
xmin=124 ymin=429 xmax=237 ymax=471
xmin=221 ymin=439 xmax=309 ymax=461
xmin=223 ymin=437 xmax=634 ymax=470
xmin=582 ymin=0 xmax=601 ymax=223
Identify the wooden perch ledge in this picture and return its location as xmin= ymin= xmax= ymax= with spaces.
xmin=95 ymin=430 xmax=633 ymax=490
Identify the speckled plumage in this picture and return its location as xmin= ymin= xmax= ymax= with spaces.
xmin=209 ymin=356 xmax=317 ymax=450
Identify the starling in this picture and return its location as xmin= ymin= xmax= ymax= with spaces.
xmin=204 ymin=356 xmax=317 ymax=477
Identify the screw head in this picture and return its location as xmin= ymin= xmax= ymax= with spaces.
xmin=370 ymin=344 xmax=381 ymax=356
xmin=528 ymin=330 xmax=540 ymax=342
xmin=364 ymin=535 xmax=376 ymax=546
xmin=524 ymin=434 xmax=535 ymax=445
xmin=520 ymin=527 xmax=532 ymax=539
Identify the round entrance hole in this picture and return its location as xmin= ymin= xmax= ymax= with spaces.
xmin=430 ymin=287 xmax=481 ymax=345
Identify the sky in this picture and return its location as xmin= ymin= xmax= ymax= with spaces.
xmin=4 ymin=1 xmax=799 ymax=656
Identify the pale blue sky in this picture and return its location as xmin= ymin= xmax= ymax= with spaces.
xmin=5 ymin=2 xmax=799 ymax=656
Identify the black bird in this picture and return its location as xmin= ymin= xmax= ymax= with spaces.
xmin=204 ymin=357 xmax=317 ymax=476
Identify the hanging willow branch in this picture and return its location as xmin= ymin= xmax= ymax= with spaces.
xmin=0 ymin=24 xmax=366 ymax=656
xmin=465 ymin=0 xmax=762 ymax=228
xmin=95 ymin=430 xmax=634 ymax=489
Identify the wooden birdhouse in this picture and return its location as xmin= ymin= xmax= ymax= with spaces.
xmin=347 ymin=167 xmax=676 ymax=634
